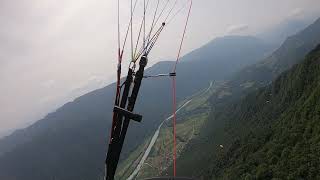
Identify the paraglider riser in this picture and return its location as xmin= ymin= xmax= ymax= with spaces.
xmin=105 ymin=56 xmax=148 ymax=180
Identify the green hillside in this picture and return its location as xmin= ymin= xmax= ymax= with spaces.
xmin=176 ymin=45 xmax=320 ymax=179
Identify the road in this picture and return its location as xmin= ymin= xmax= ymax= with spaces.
xmin=127 ymin=82 xmax=213 ymax=180
xmin=127 ymin=99 xmax=192 ymax=180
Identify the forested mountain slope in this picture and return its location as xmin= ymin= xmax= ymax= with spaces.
xmin=176 ymin=45 xmax=320 ymax=180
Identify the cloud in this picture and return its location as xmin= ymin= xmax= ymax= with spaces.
xmin=288 ymin=8 xmax=304 ymax=18
xmin=226 ymin=24 xmax=249 ymax=34
xmin=40 ymin=95 xmax=56 ymax=104
xmin=42 ymin=80 xmax=56 ymax=88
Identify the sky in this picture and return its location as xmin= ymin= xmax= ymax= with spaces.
xmin=0 ymin=0 xmax=320 ymax=137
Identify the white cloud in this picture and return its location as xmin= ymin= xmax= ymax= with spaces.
xmin=42 ymin=80 xmax=55 ymax=88
xmin=288 ymin=8 xmax=304 ymax=18
xmin=226 ymin=24 xmax=249 ymax=34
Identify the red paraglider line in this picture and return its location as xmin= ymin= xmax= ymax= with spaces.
xmin=172 ymin=0 xmax=192 ymax=176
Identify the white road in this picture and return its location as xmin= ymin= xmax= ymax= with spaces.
xmin=126 ymin=81 xmax=213 ymax=180
xmin=127 ymin=99 xmax=192 ymax=180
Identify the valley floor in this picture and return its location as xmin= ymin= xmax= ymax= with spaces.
xmin=115 ymin=82 xmax=216 ymax=179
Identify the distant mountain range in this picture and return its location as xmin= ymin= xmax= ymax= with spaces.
xmin=257 ymin=18 xmax=311 ymax=45
xmin=0 ymin=33 xmax=274 ymax=179
xmin=213 ymin=17 xmax=320 ymax=105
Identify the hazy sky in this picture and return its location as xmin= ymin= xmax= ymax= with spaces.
xmin=1 ymin=0 xmax=320 ymax=137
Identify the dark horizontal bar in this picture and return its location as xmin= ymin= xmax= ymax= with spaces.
xmin=113 ymin=106 xmax=142 ymax=122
